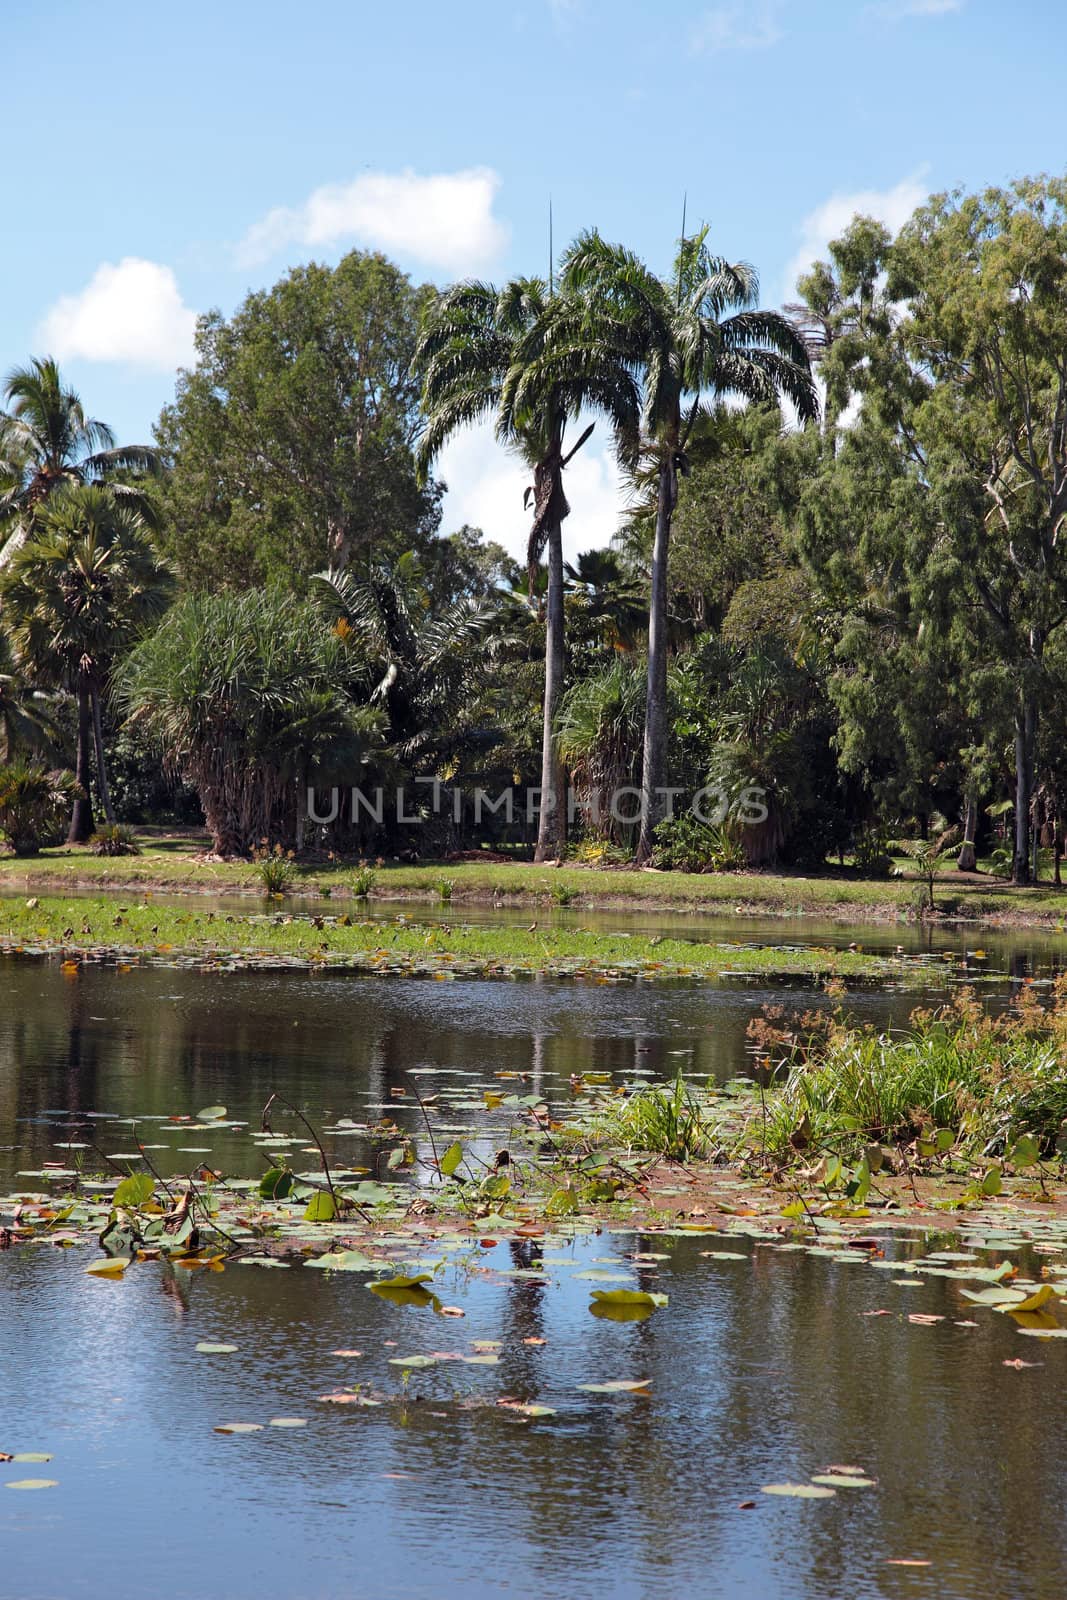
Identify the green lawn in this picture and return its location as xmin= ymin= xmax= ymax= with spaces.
xmin=1 ymin=831 xmax=1065 ymax=927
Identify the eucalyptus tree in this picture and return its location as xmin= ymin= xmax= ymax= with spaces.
xmin=0 ymin=358 xmax=159 ymax=564
xmin=0 ymin=486 xmax=171 ymax=841
xmin=561 ymin=227 xmax=818 ymax=861
xmin=799 ymin=181 xmax=1067 ymax=883
xmin=415 ymin=278 xmax=636 ymax=859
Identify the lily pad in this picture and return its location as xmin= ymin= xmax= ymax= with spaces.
xmin=761 ymin=1482 xmax=836 ymax=1498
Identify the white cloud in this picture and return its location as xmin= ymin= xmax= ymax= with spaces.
xmin=436 ymin=418 xmax=625 ymax=567
xmin=690 ymin=3 xmax=783 ymax=52
xmin=873 ymin=0 xmax=964 ymax=16
xmin=38 ymin=258 xmax=197 ymax=371
xmin=236 ymin=167 xmax=509 ymax=275
xmin=784 ymin=169 xmax=930 ymax=297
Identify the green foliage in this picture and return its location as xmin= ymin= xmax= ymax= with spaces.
xmin=88 ymin=824 xmax=140 ymax=857
xmin=252 ymin=843 xmax=296 ymax=894
xmin=652 ymin=812 xmax=744 ymax=873
xmin=156 ymin=252 xmax=440 ymax=586
xmin=434 ymin=877 xmax=455 ymax=903
xmin=349 ymin=865 xmax=376 ymax=898
xmin=115 ymin=588 xmax=383 ymax=855
xmin=607 ymin=1073 xmax=716 ymax=1162
xmin=0 ymin=762 xmax=81 ymax=854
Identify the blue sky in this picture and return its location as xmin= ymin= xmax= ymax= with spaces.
xmin=3 ymin=0 xmax=1065 ymax=558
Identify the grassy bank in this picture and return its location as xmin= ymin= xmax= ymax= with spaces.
xmin=0 ymin=893 xmax=924 ymax=981
xmin=3 ymin=830 xmax=1067 ymax=928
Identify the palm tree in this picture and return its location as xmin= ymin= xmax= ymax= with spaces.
xmin=414 ymin=279 xmax=636 ymax=861
xmin=0 ymin=486 xmax=172 ymax=841
xmin=0 ymin=626 xmax=59 ymax=763
xmin=561 ymin=227 xmax=818 ymax=861
xmin=0 ymin=357 xmax=159 ymax=565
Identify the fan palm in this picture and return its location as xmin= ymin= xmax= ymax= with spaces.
xmin=0 ymin=627 xmax=59 ymax=763
xmin=561 ymin=227 xmax=818 ymax=860
xmin=0 ymin=485 xmax=172 ymax=841
xmin=0 ymin=357 xmax=160 ymax=565
xmin=415 ymin=278 xmax=637 ymax=860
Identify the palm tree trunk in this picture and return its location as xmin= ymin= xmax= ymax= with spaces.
xmin=1013 ymin=696 xmax=1036 ymax=885
xmin=67 ymin=679 xmax=95 ymax=844
xmin=635 ymin=457 xmax=674 ymax=864
xmin=90 ymin=684 xmax=115 ymax=826
xmin=957 ymin=792 xmax=978 ymax=872
xmin=535 ymin=522 xmax=566 ymax=862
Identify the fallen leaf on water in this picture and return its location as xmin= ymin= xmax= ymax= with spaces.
xmin=811 ymin=1474 xmax=876 ymax=1489
xmin=886 ymin=1559 xmax=931 ymax=1567
xmin=5 ymin=1479 xmax=58 ymax=1490
xmin=439 ymin=1306 xmax=465 ymax=1318
xmin=577 ymin=1379 xmax=651 ymax=1394
xmin=269 ymin=1417 xmax=308 ymax=1427
xmin=738 ymin=1500 xmax=757 ymax=1510
xmin=1003 ymin=1358 xmax=1042 ymax=1369
xmin=908 ymin=1314 xmax=944 ymax=1326
xmin=195 ymin=1342 xmax=238 ymax=1354
xmin=213 ymin=1422 xmax=263 ymax=1434
xmin=761 ymin=1483 xmax=836 ymax=1499
xmin=861 ymin=1310 xmax=891 ymax=1317
xmin=331 ymin=1349 xmax=363 ymax=1358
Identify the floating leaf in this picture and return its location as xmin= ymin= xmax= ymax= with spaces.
xmin=195 ymin=1341 xmax=239 ymax=1354
xmin=811 ymin=1474 xmax=876 ymax=1488
xmin=997 ymin=1285 xmax=1054 ymax=1313
xmin=197 ymin=1106 xmax=227 ymax=1122
xmin=86 ymin=1257 xmax=132 ymax=1277
xmin=5 ymin=1479 xmax=58 ymax=1490
xmin=268 ymin=1418 xmax=307 ymax=1427
xmin=761 ymin=1483 xmax=836 ymax=1499
xmin=589 ymin=1289 xmax=667 ymax=1309
xmin=303 ymin=1192 xmax=337 ymax=1223
xmin=213 ymin=1422 xmax=263 ymax=1434
xmin=577 ymin=1379 xmax=651 ymax=1394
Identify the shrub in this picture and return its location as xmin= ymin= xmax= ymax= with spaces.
xmin=652 ymin=813 xmax=745 ymax=873
xmin=252 ymin=842 xmax=296 ymax=894
xmin=88 ymin=824 xmax=141 ymax=857
xmin=0 ymin=762 xmax=81 ymax=855
xmin=350 ymin=865 xmax=376 ymax=898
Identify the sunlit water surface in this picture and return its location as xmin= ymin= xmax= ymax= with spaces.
xmin=2 ymin=917 xmax=1066 ymax=1599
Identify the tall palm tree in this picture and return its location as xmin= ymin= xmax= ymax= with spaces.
xmin=414 ymin=279 xmax=637 ymax=860
xmin=0 ymin=357 xmax=159 ymax=565
xmin=562 ymin=227 xmax=818 ymax=861
xmin=0 ymin=485 xmax=172 ymax=841
xmin=0 ymin=626 xmax=59 ymax=763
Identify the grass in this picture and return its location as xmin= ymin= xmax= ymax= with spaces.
xmin=2 ymin=830 xmax=1067 ymax=928
xmin=0 ymin=893 xmax=924 ymax=982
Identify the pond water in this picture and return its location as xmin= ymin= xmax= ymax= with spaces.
xmin=2 ymin=919 xmax=1066 ymax=1599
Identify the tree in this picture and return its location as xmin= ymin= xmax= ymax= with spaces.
xmin=0 ymin=357 xmax=159 ymax=564
xmin=415 ymin=278 xmax=635 ymax=860
xmin=157 ymin=252 xmax=440 ymax=586
xmin=0 ymin=626 xmax=59 ymax=763
xmin=800 ymin=180 xmax=1067 ymax=883
xmin=0 ymin=486 xmax=171 ymax=841
xmin=561 ymin=227 xmax=817 ymax=861
xmin=117 ymin=589 xmax=383 ymax=854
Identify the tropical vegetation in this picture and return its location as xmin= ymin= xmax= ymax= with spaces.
xmin=3 ymin=178 xmax=1067 ymax=892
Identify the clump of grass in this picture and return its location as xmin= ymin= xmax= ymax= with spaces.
xmin=746 ymin=981 xmax=1067 ymax=1165
xmin=605 ymin=1072 xmax=717 ymax=1162
xmin=89 ymin=824 xmax=141 ymax=857
xmin=251 ymin=843 xmax=296 ymax=895
xmin=435 ymin=876 xmax=455 ymax=903
xmin=350 ymin=864 xmax=376 ymax=898
xmin=547 ymin=882 xmax=576 ymax=906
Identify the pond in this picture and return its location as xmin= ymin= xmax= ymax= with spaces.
xmin=2 ymin=919 xmax=1066 ymax=1599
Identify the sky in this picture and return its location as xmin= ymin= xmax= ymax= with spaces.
xmin=3 ymin=0 xmax=1066 ymax=564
